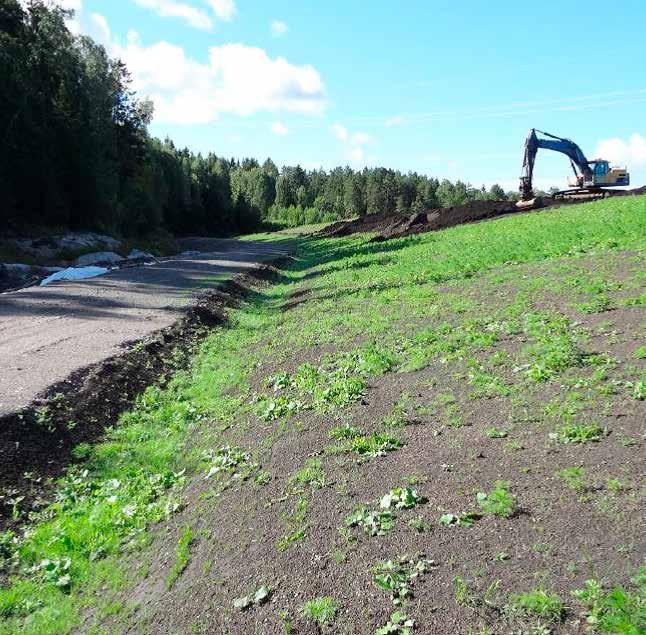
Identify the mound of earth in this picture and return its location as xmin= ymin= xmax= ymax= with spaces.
xmin=321 ymin=186 xmax=646 ymax=242
xmin=319 ymin=200 xmax=519 ymax=241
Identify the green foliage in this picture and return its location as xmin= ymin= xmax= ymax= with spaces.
xmin=372 ymin=558 xmax=436 ymax=605
xmin=337 ymin=432 xmax=403 ymax=458
xmin=629 ymin=378 xmax=645 ymax=400
xmin=166 ymin=526 xmax=193 ymax=590
xmin=523 ymin=313 xmax=586 ymax=381
xmin=300 ymin=597 xmax=339 ymax=626
xmin=328 ymin=424 xmax=363 ymax=440
xmin=439 ymin=513 xmax=480 ymax=528
xmin=383 ymin=393 xmax=412 ymax=428
xmin=550 ymin=422 xmax=607 ymax=444
xmin=2 ymin=193 xmax=646 ymax=633
xmin=573 ymin=569 xmax=646 ymax=634
xmin=203 ymin=445 xmax=258 ymax=479
xmin=376 ymin=611 xmax=415 ymax=635
xmin=485 ymin=427 xmax=508 ymax=438
xmin=476 ymin=482 xmax=516 ymax=518
xmin=507 ymin=588 xmax=564 ymax=623
xmin=407 ymin=516 xmax=432 ymax=532
xmin=556 ymin=466 xmax=587 ymax=491
xmin=291 ymin=459 xmax=325 ymax=490
xmin=258 ymin=396 xmax=307 ymax=421
xmin=345 ymin=509 xmax=395 ymax=536
xmin=379 ymin=487 xmax=424 ymax=510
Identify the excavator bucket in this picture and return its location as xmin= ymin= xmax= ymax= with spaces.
xmin=516 ymin=197 xmax=541 ymax=211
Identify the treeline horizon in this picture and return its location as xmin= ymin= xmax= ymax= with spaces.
xmin=2 ymin=1 xmax=517 ymax=239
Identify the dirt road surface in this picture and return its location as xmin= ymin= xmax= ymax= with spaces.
xmin=0 ymin=238 xmax=291 ymax=417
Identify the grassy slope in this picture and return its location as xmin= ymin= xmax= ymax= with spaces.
xmin=1 ymin=197 xmax=645 ymax=634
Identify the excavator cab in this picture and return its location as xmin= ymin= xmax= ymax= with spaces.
xmin=591 ymin=160 xmax=629 ymax=187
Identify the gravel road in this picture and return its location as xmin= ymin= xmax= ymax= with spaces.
xmin=0 ymin=238 xmax=291 ymax=417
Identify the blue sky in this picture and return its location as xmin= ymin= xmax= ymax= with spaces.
xmin=66 ymin=0 xmax=646 ymax=191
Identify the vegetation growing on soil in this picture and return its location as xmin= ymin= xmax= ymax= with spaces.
xmin=1 ymin=196 xmax=645 ymax=634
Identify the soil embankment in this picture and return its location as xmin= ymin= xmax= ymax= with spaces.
xmin=320 ymin=187 xmax=646 ymax=242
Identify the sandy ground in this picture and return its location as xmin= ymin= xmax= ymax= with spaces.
xmin=0 ymin=238 xmax=291 ymax=417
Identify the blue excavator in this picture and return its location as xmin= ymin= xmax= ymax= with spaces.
xmin=518 ymin=128 xmax=630 ymax=209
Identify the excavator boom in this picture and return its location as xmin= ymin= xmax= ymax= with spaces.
xmin=520 ymin=129 xmax=592 ymax=200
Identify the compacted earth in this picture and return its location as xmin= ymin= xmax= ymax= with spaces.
xmin=0 ymin=196 xmax=644 ymax=635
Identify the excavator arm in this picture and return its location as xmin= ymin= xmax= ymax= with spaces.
xmin=519 ymin=129 xmax=592 ymax=200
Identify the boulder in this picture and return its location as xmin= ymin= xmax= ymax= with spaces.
xmin=8 ymin=232 xmax=122 ymax=260
xmin=75 ymin=251 xmax=124 ymax=267
xmin=0 ymin=263 xmax=37 ymax=292
xmin=127 ymin=249 xmax=156 ymax=261
xmin=59 ymin=232 xmax=122 ymax=251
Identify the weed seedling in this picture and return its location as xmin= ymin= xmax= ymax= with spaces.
xmin=408 ymin=516 xmax=432 ymax=533
xmin=372 ymin=557 xmax=436 ymax=605
xmin=329 ymin=432 xmax=402 ymax=459
xmin=439 ymin=512 xmax=480 ymax=528
xmin=485 ymin=427 xmax=508 ymax=439
xmin=376 ymin=611 xmax=414 ymax=635
xmin=506 ymin=588 xmax=564 ymax=623
xmin=345 ymin=508 xmax=395 ymax=536
xmin=572 ymin=569 xmax=646 ymax=633
xmin=291 ymin=458 xmax=325 ymax=490
xmin=550 ymin=422 xmax=607 ymax=444
xmin=300 ymin=596 xmax=339 ymax=627
xmin=477 ymin=482 xmax=516 ymax=518
xmin=328 ymin=424 xmax=362 ymax=440
xmin=380 ymin=487 xmax=424 ymax=510
xmin=556 ymin=466 xmax=587 ymax=491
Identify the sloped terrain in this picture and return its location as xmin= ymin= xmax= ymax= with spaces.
xmin=1 ymin=197 xmax=645 ymax=635
xmin=321 ymin=188 xmax=646 ymax=243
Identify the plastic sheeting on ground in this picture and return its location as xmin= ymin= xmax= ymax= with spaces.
xmin=40 ymin=266 xmax=109 ymax=286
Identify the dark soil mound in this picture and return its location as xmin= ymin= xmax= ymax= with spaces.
xmin=319 ymin=200 xmax=519 ymax=242
xmin=320 ymin=187 xmax=646 ymax=243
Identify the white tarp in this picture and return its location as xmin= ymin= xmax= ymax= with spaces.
xmin=40 ymin=266 xmax=109 ymax=286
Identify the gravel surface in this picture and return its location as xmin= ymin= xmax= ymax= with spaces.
xmin=0 ymin=238 xmax=291 ymax=416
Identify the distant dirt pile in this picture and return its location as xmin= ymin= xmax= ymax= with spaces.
xmin=320 ymin=187 xmax=646 ymax=242
xmin=319 ymin=199 xmax=519 ymax=242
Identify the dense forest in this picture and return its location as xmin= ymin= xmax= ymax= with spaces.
xmin=1 ymin=1 xmax=512 ymax=237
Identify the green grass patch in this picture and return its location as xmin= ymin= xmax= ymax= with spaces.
xmin=166 ymin=525 xmax=193 ymax=590
xmin=301 ymin=596 xmax=339 ymax=627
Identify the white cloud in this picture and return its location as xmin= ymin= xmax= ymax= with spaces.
xmin=56 ymin=8 xmax=324 ymax=126
xmin=111 ymin=39 xmax=325 ymax=124
xmin=271 ymin=20 xmax=288 ymax=37
xmin=594 ymin=133 xmax=646 ymax=166
xmin=271 ymin=121 xmax=288 ymax=136
xmin=87 ymin=13 xmax=111 ymax=46
xmin=58 ymin=0 xmax=82 ymax=11
xmin=385 ymin=115 xmax=406 ymax=128
xmin=132 ymin=0 xmax=213 ymax=31
xmin=331 ymin=123 xmax=349 ymax=142
xmin=332 ymin=123 xmax=374 ymax=164
xmin=205 ymin=0 xmax=236 ymax=20
xmin=351 ymin=132 xmax=372 ymax=146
